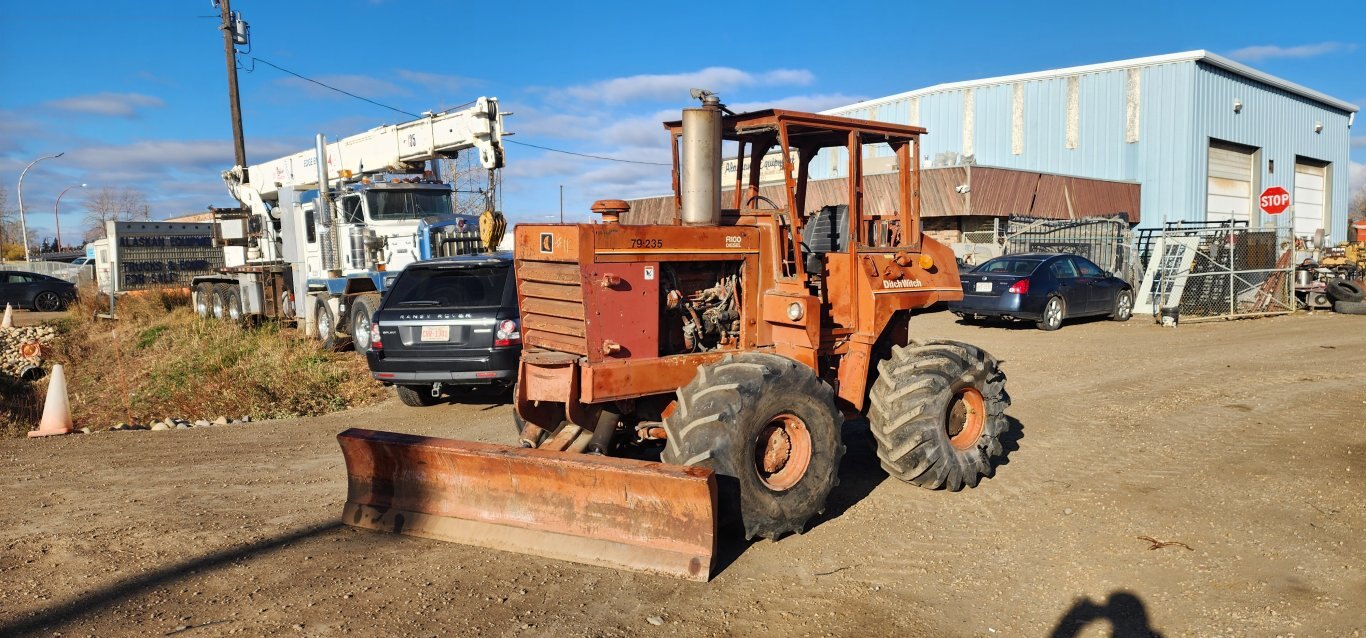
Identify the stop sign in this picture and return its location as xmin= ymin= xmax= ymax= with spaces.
xmin=1260 ymin=186 xmax=1291 ymax=215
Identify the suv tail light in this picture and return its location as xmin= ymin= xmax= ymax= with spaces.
xmin=1007 ymin=279 xmax=1030 ymax=295
xmin=495 ymin=318 xmax=521 ymax=347
xmin=370 ymin=321 xmax=383 ymax=351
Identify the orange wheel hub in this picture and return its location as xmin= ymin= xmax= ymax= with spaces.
xmin=947 ymin=387 xmax=986 ymax=450
xmin=754 ymin=413 xmax=812 ymax=491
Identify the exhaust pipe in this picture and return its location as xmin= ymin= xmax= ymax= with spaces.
xmin=680 ymin=92 xmax=722 ymax=226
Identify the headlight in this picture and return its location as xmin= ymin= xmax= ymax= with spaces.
xmin=786 ymin=301 xmax=804 ymax=321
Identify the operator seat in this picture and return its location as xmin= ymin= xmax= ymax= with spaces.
xmin=801 ymin=205 xmax=849 ymax=255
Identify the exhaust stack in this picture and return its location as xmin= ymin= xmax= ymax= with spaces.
xmin=680 ymin=91 xmax=722 ymax=226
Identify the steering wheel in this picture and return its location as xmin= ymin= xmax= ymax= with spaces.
xmin=745 ymin=194 xmax=781 ymax=210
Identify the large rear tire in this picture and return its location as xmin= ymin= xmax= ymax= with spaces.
xmin=193 ymin=283 xmax=213 ymax=319
xmin=662 ymin=353 xmax=845 ymax=540
xmin=868 ymin=340 xmax=1010 ymax=491
xmin=396 ymin=384 xmax=440 ymax=407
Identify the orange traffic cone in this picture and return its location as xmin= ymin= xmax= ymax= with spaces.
xmin=1 ymin=302 xmax=12 ymax=328
xmin=29 ymin=364 xmax=73 ymax=438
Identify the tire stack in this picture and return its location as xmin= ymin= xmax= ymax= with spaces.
xmin=1326 ymin=279 xmax=1366 ymax=315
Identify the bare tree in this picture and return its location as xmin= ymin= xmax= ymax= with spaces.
xmin=82 ymin=186 xmax=153 ymax=240
xmin=1352 ymin=178 xmax=1365 ymax=225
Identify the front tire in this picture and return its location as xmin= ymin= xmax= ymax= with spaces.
xmin=662 ymin=353 xmax=845 ymax=540
xmin=314 ymin=300 xmax=338 ymax=350
xmin=868 ymin=340 xmax=1010 ymax=491
xmin=1037 ymin=296 xmax=1064 ymax=331
xmin=1111 ymin=289 xmax=1134 ymax=322
xmin=349 ymin=295 xmax=379 ymax=354
xmin=396 ymin=384 xmax=440 ymax=407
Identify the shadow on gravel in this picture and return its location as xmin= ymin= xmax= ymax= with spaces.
xmin=0 ymin=521 xmax=343 ymax=637
xmin=1048 ymin=589 xmax=1164 ymax=637
xmin=956 ymin=314 xmax=1116 ymax=331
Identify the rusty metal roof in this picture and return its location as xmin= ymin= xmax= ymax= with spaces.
xmin=623 ymin=165 xmax=1139 ymax=225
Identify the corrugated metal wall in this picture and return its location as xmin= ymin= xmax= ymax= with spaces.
xmin=1192 ymin=62 xmax=1352 ymax=238
xmin=817 ymin=58 xmax=1353 ymax=240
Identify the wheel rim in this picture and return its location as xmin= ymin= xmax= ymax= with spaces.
xmin=229 ymin=298 xmax=241 ymax=321
xmin=281 ymin=292 xmax=295 ymax=319
xmin=35 ymin=292 xmax=59 ymax=311
xmin=1046 ymin=299 xmax=1062 ymax=327
xmin=753 ymin=413 xmax=812 ymax=491
xmin=1118 ymin=294 xmax=1132 ymax=318
xmin=353 ymin=314 xmax=371 ymax=347
xmin=317 ymin=309 xmax=332 ymax=336
xmin=947 ymin=387 xmax=987 ymax=450
xmin=212 ymin=295 xmax=225 ymax=319
xmin=195 ymin=291 xmax=209 ymax=317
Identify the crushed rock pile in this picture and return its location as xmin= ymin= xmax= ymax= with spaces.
xmin=0 ymin=325 xmax=57 ymax=380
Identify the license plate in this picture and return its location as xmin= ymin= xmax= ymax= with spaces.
xmin=974 ymin=282 xmax=993 ymax=293
xmin=420 ymin=325 xmax=450 ymax=342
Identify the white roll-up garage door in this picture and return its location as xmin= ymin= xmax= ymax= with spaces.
xmin=1207 ymin=142 xmax=1255 ymax=224
xmin=1293 ymin=161 xmax=1327 ymax=238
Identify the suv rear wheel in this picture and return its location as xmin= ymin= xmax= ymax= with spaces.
xmin=396 ymin=384 xmax=441 ymax=407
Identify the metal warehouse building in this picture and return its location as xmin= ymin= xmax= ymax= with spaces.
xmin=817 ymin=50 xmax=1359 ymax=242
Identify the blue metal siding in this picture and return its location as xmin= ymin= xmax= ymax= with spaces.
xmin=814 ymin=58 xmax=1352 ymax=239
xmin=1192 ymin=62 xmax=1353 ymax=239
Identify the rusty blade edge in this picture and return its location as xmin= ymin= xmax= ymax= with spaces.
xmin=342 ymin=503 xmax=712 ymax=582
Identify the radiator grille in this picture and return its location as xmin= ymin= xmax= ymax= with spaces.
xmin=517 ymin=261 xmax=587 ymax=355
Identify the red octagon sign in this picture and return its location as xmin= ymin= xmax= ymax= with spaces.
xmin=1260 ymin=186 xmax=1291 ymax=215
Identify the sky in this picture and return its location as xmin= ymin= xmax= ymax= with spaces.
xmin=1 ymin=0 xmax=1363 ymax=244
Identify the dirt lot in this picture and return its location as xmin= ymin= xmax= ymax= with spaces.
xmin=2 ymin=310 xmax=1363 ymax=637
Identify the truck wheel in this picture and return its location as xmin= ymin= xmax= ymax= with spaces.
xmin=1326 ymin=278 xmax=1366 ymax=302
xmin=397 ymin=384 xmax=440 ymax=407
xmin=224 ymin=287 xmax=244 ymax=323
xmin=1110 ymin=289 xmax=1133 ymax=321
xmin=211 ymin=284 xmax=231 ymax=320
xmin=314 ymin=300 xmax=338 ymax=350
xmin=349 ymin=294 xmax=380 ymax=354
xmin=662 ymin=352 xmax=845 ymax=541
xmin=193 ymin=283 xmax=213 ymax=319
xmin=868 ymin=340 xmax=1010 ymax=491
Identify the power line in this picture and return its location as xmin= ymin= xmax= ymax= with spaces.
xmin=506 ymin=140 xmax=670 ymax=166
xmin=248 ymin=56 xmax=671 ymax=167
xmin=250 ymin=56 xmax=421 ymax=119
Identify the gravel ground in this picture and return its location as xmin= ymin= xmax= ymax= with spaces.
xmin=1 ymin=310 xmax=1363 ymax=637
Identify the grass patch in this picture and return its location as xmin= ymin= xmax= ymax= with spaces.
xmin=2 ymin=288 xmax=387 ymax=435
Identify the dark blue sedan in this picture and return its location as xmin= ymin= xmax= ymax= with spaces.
xmin=948 ymin=254 xmax=1133 ymax=330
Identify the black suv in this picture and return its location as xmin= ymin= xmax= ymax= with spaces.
xmin=365 ymin=252 xmax=520 ymax=406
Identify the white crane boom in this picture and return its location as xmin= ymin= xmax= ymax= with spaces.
xmin=222 ymin=96 xmax=505 ymax=204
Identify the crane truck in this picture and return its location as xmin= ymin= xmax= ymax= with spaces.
xmin=191 ymin=96 xmax=509 ymax=349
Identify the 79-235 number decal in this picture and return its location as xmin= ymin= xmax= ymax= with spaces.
xmin=630 ymin=238 xmax=664 ymax=249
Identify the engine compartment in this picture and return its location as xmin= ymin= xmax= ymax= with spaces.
xmin=660 ymin=261 xmax=743 ymax=356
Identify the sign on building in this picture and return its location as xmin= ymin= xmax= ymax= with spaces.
xmin=106 ymin=222 xmax=224 ymax=292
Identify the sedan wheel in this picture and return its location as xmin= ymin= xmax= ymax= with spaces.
xmin=34 ymin=291 xmax=63 ymax=312
xmin=1112 ymin=290 xmax=1134 ymax=322
xmin=1037 ymin=297 xmax=1064 ymax=331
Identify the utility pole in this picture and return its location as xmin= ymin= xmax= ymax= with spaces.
xmin=218 ymin=0 xmax=248 ymax=174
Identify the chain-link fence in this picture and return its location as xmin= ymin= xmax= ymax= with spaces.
xmin=1134 ymin=225 xmax=1295 ymax=322
xmin=0 ymin=260 xmax=81 ymax=283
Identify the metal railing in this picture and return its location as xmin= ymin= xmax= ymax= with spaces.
xmin=0 ymin=260 xmax=83 ymax=283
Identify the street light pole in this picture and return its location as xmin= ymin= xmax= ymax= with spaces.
xmin=54 ymin=183 xmax=86 ymax=251
xmin=16 ymin=151 xmax=65 ymax=263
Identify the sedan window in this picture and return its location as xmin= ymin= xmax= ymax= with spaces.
xmin=1073 ymin=258 xmax=1105 ymax=277
xmin=975 ymin=259 xmax=1041 ymax=275
xmin=1050 ymin=260 xmax=1080 ymax=279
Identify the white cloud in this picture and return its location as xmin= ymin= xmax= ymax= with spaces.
xmin=45 ymin=92 xmax=165 ymax=118
xmin=1351 ymin=135 xmax=1366 ymax=150
xmin=1351 ymin=160 xmax=1365 ymax=189
xmin=395 ymin=69 xmax=471 ymax=94
xmin=563 ymin=66 xmax=816 ymax=104
xmin=729 ymin=93 xmax=867 ymax=114
xmin=1226 ymin=42 xmax=1355 ymax=62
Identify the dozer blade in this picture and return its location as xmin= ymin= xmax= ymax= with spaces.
xmin=337 ymin=428 xmax=717 ymax=581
